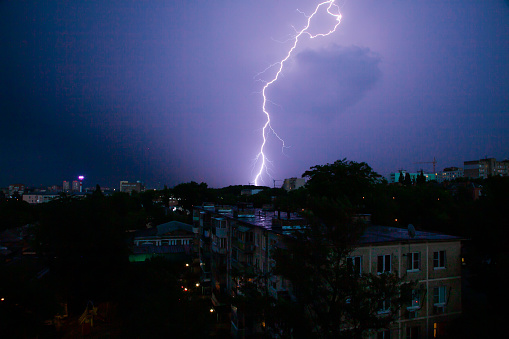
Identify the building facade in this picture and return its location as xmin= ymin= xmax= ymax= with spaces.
xmin=23 ymin=193 xmax=60 ymax=204
xmin=193 ymin=204 xmax=462 ymax=338
xmin=437 ymin=167 xmax=464 ymax=183
xmin=282 ymin=177 xmax=306 ymax=191
xmin=463 ymin=157 xmax=509 ymax=179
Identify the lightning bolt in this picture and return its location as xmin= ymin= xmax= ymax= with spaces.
xmin=253 ymin=0 xmax=342 ymax=186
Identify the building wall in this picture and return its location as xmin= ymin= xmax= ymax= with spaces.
xmin=195 ymin=206 xmax=462 ymax=338
xmin=352 ymin=240 xmax=462 ymax=339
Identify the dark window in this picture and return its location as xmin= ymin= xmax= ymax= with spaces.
xmin=347 ymin=256 xmax=362 ymax=275
xmin=433 ymin=251 xmax=446 ymax=268
xmin=378 ymin=254 xmax=391 ymax=273
xmin=407 ymin=252 xmax=420 ymax=271
xmin=406 ymin=326 xmax=420 ymax=339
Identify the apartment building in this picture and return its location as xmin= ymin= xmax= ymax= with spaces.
xmin=464 ymin=157 xmax=509 ymax=179
xmin=437 ymin=167 xmax=464 ymax=183
xmin=193 ymin=205 xmax=462 ymax=338
xmin=351 ymin=226 xmax=462 ymax=338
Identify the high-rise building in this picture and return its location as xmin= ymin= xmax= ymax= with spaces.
xmin=72 ymin=180 xmax=80 ymax=192
xmin=464 ymin=158 xmax=509 ymax=179
xmin=63 ymin=181 xmax=70 ymax=192
xmin=282 ymin=177 xmax=306 ymax=191
xmin=437 ymin=167 xmax=464 ymax=182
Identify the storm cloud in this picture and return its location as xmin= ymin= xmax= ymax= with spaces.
xmin=270 ymin=45 xmax=382 ymax=122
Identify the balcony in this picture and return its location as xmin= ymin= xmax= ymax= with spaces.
xmin=216 ymin=227 xmax=227 ymax=238
xmin=237 ymin=242 xmax=255 ymax=253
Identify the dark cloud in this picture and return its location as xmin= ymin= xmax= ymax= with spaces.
xmin=270 ymin=45 xmax=382 ymax=122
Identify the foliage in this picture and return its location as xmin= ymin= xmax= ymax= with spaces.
xmin=303 ymin=159 xmax=383 ymax=206
xmin=119 ymin=257 xmax=212 ymax=338
xmin=272 ymin=197 xmax=412 ymax=337
xmin=33 ymin=192 xmax=131 ymax=304
xmin=172 ymin=181 xmax=211 ymax=212
xmin=0 ymin=198 xmax=36 ymax=231
xmin=268 ymin=160 xmax=412 ymax=337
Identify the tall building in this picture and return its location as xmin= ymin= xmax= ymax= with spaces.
xmin=282 ymin=177 xmax=306 ymax=191
xmin=464 ymin=157 xmax=508 ymax=179
xmin=63 ymin=181 xmax=70 ymax=192
xmin=71 ymin=180 xmax=80 ymax=192
xmin=437 ymin=167 xmax=464 ymax=183
xmin=193 ymin=204 xmax=463 ymax=338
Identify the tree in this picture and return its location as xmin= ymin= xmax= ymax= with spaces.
xmin=404 ymin=172 xmax=412 ymax=186
xmin=416 ymin=170 xmax=426 ymax=185
xmin=270 ymin=160 xmax=412 ymax=337
xmin=172 ymin=181 xmax=210 ymax=213
xmin=272 ymin=200 xmax=412 ymax=338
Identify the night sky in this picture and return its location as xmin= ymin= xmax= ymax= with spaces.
xmin=1 ymin=1 xmax=508 ymax=189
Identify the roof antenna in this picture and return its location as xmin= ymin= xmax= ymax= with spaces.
xmin=408 ymin=224 xmax=416 ymax=239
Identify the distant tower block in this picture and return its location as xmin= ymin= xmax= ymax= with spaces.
xmin=63 ymin=180 xmax=70 ymax=192
xmin=282 ymin=177 xmax=305 ymax=191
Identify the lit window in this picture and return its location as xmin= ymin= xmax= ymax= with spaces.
xmin=433 ymin=251 xmax=446 ymax=269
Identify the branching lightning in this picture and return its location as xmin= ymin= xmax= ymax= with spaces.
xmin=253 ymin=0 xmax=342 ymax=186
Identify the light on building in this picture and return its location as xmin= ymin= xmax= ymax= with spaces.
xmin=210 ymin=308 xmax=214 ymax=313
xmin=196 ymin=283 xmax=200 ymax=287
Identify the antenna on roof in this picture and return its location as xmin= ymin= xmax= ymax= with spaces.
xmin=408 ymin=224 xmax=416 ymax=239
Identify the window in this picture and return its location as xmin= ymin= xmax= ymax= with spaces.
xmin=219 ymin=238 xmax=226 ymax=249
xmin=377 ymin=254 xmax=391 ymax=274
xmin=378 ymin=295 xmax=391 ymax=314
xmin=433 ymin=286 xmax=447 ymax=306
xmin=407 ymin=252 xmax=420 ymax=271
xmin=406 ymin=326 xmax=420 ymax=339
xmin=347 ymin=256 xmax=362 ymax=275
xmin=433 ymin=250 xmax=446 ymax=269
xmin=408 ymin=289 xmax=420 ymax=310
xmin=377 ymin=330 xmax=391 ymax=339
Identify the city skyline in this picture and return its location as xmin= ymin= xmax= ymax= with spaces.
xmin=1 ymin=1 xmax=508 ymax=189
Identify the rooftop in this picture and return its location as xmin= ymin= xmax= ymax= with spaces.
xmin=196 ymin=206 xmax=462 ymax=243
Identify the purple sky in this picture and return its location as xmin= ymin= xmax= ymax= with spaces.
xmin=1 ymin=0 xmax=508 ymax=189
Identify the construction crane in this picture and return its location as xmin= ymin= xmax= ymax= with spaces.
xmin=414 ymin=157 xmax=437 ymax=173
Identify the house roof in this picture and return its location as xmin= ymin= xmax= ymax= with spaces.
xmin=359 ymin=225 xmax=462 ymax=245
xmin=131 ymin=244 xmax=192 ymax=255
xmin=134 ymin=220 xmax=193 ymax=238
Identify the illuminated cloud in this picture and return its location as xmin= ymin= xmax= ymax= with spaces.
xmin=272 ymin=45 xmax=382 ymax=122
